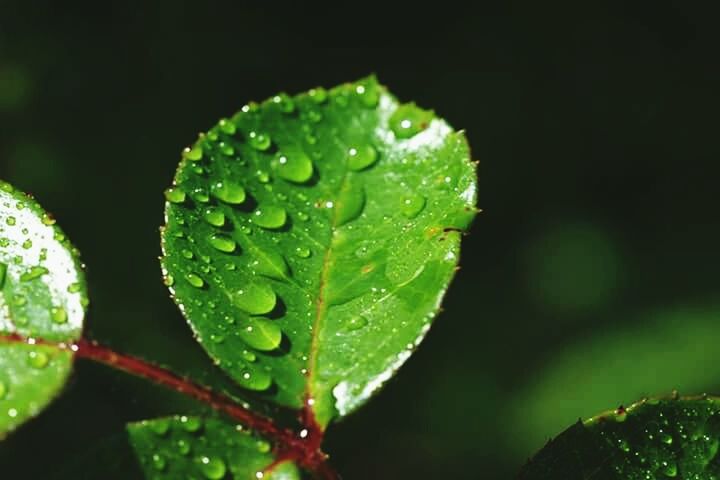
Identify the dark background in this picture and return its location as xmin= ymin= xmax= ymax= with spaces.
xmin=1 ymin=3 xmax=719 ymax=478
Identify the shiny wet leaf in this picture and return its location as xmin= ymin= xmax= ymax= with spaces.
xmin=519 ymin=396 xmax=720 ymax=479
xmin=161 ymin=76 xmax=477 ymax=427
xmin=0 ymin=180 xmax=88 ymax=437
xmin=127 ymin=416 xmax=300 ymax=479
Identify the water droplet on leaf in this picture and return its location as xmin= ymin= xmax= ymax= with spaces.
xmin=211 ymin=181 xmax=246 ymax=205
xmin=164 ymin=187 xmax=186 ymax=204
xmin=401 ymin=194 xmax=426 ymax=218
xmin=239 ymin=317 xmax=282 ymax=351
xmin=347 ymin=144 xmax=378 ymax=171
xmin=233 ymin=283 xmax=276 ymax=315
xmin=180 ymin=415 xmax=203 ymax=433
xmin=196 ymin=456 xmax=226 ymax=480
xmin=238 ymin=367 xmax=272 ymax=391
xmin=272 ymin=93 xmax=295 ymax=113
xmin=51 ymin=306 xmax=67 ymax=324
xmin=152 ymin=453 xmax=166 ymax=471
xmin=177 ymin=439 xmax=191 ymax=455
xmin=252 ymin=205 xmax=286 ymax=229
xmin=183 ymin=145 xmax=204 ymax=161
xmin=308 ymin=87 xmax=327 ymax=103
xmin=203 ymin=208 xmax=225 ymax=227
xmin=663 ymin=461 xmax=677 ymax=477
xmin=389 ymin=103 xmax=433 ymax=139
xmin=218 ymin=118 xmax=236 ymax=135
xmin=208 ymin=233 xmax=236 ymax=253
xmin=345 ymin=316 xmax=368 ymax=331
xmin=191 ymin=188 xmax=210 ymax=203
xmin=149 ymin=418 xmax=170 ymax=435
xmin=354 ymin=81 xmax=380 ymax=108
xmin=275 ymin=151 xmax=313 ymax=183
xmin=248 ymin=131 xmax=271 ymax=151
xmin=186 ymin=273 xmax=205 ymax=288
xmin=28 ymin=350 xmax=49 ymax=369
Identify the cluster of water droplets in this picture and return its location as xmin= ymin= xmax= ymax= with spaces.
xmin=594 ymin=398 xmax=720 ymax=479
xmin=0 ymin=182 xmax=90 ymax=434
xmin=161 ymin=78 xmax=456 ymax=402
xmin=133 ymin=415 xmax=276 ymax=479
xmin=0 ymin=338 xmax=72 ymax=433
xmin=160 ymin=81 xmax=372 ymax=386
xmin=0 ymin=182 xmax=87 ymax=431
xmin=0 ymin=181 xmax=88 ymax=339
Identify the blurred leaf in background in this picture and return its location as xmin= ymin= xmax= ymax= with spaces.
xmin=506 ymin=303 xmax=720 ymax=461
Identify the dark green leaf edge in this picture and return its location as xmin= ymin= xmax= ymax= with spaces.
xmin=519 ymin=393 xmax=720 ymax=479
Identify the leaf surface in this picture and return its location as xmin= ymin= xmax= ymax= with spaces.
xmin=519 ymin=396 xmax=720 ymax=479
xmin=127 ymin=415 xmax=300 ymax=479
xmin=0 ymin=180 xmax=88 ymax=437
xmin=161 ymin=76 xmax=477 ymax=426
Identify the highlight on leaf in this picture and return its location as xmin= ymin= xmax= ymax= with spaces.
xmin=0 ymin=180 xmax=89 ymax=437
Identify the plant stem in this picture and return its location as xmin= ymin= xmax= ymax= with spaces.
xmin=73 ymin=339 xmax=284 ymax=438
xmin=0 ymin=333 xmax=339 ymax=479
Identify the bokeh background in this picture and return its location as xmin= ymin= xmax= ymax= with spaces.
xmin=1 ymin=3 xmax=719 ymax=478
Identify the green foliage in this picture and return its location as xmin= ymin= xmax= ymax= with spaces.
xmin=0 ymin=180 xmax=88 ymax=437
xmin=160 ymin=76 xmax=477 ymax=427
xmin=519 ymin=396 xmax=720 ymax=479
xmin=13 ymin=75 xmax=712 ymax=480
xmin=0 ymin=77 xmax=478 ymax=478
xmin=128 ymin=416 xmax=300 ymax=479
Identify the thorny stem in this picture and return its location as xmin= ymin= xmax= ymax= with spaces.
xmin=0 ymin=333 xmax=339 ymax=480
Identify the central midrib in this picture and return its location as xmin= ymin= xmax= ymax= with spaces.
xmin=304 ymin=138 xmax=354 ymax=423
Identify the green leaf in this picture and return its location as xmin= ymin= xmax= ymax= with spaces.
xmin=127 ymin=416 xmax=300 ymax=479
xmin=518 ymin=395 xmax=720 ymax=479
xmin=161 ymin=76 xmax=477 ymax=426
xmin=0 ymin=180 xmax=88 ymax=437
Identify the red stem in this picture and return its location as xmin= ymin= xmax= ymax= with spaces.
xmin=0 ymin=333 xmax=339 ymax=479
xmin=72 ymin=339 xmax=285 ymax=438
